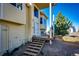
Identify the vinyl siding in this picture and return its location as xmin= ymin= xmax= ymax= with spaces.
xmin=0 ymin=21 xmax=25 ymax=52
xmin=0 ymin=3 xmax=26 ymax=24
xmin=0 ymin=4 xmax=1 ymax=18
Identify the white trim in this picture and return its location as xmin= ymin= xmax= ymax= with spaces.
xmin=29 ymin=3 xmax=32 ymax=6
xmin=49 ymin=3 xmax=52 ymax=38
xmin=1 ymin=3 xmax=3 ymax=18
xmin=53 ymin=14 xmax=54 ymax=37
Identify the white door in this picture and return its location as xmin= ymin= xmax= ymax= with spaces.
xmin=0 ymin=25 xmax=9 ymax=55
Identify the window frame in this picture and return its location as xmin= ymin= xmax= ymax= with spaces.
xmin=10 ymin=3 xmax=23 ymax=11
xmin=40 ymin=17 xmax=43 ymax=24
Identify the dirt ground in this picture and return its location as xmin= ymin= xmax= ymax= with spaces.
xmin=4 ymin=38 xmax=79 ymax=56
xmin=40 ymin=38 xmax=79 ymax=56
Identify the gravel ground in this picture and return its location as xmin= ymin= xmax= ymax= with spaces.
xmin=40 ymin=39 xmax=79 ymax=56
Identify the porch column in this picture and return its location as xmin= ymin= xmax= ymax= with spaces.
xmin=49 ymin=3 xmax=52 ymax=45
xmin=28 ymin=3 xmax=34 ymax=42
xmin=49 ymin=3 xmax=52 ymax=38
xmin=53 ymin=14 xmax=54 ymax=37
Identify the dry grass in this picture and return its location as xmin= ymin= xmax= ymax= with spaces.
xmin=55 ymin=32 xmax=79 ymax=42
xmin=62 ymin=32 xmax=79 ymax=42
xmin=63 ymin=36 xmax=79 ymax=42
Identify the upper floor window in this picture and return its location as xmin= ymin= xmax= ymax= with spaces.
xmin=40 ymin=17 xmax=43 ymax=24
xmin=34 ymin=6 xmax=38 ymax=18
xmin=11 ymin=3 xmax=23 ymax=10
xmin=11 ymin=3 xmax=16 ymax=7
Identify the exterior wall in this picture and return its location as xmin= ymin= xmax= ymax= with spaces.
xmin=0 ymin=20 xmax=25 ymax=53
xmin=0 ymin=3 xmax=43 ymax=55
xmin=33 ymin=4 xmax=40 ymax=36
xmin=28 ymin=6 xmax=34 ymax=41
xmin=33 ymin=17 xmax=40 ymax=36
xmin=0 ymin=4 xmax=1 ymax=18
xmin=25 ymin=6 xmax=33 ymax=41
xmin=40 ymin=16 xmax=47 ymax=29
xmin=40 ymin=15 xmax=47 ymax=36
xmin=25 ymin=5 xmax=29 ymax=42
xmin=0 ymin=25 xmax=1 ymax=54
xmin=0 ymin=3 xmax=26 ymax=24
xmin=25 ymin=4 xmax=34 ymax=42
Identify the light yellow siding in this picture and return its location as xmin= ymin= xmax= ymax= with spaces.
xmin=0 ymin=3 xmax=43 ymax=55
xmin=0 ymin=4 xmax=26 ymax=24
xmin=25 ymin=4 xmax=34 ymax=42
xmin=0 ymin=20 xmax=25 ymax=52
xmin=0 ymin=4 xmax=1 ymax=18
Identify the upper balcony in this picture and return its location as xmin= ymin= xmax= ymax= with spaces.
xmin=0 ymin=3 xmax=26 ymax=25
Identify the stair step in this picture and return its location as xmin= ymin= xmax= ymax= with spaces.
xmin=23 ymin=39 xmax=46 ymax=56
xmin=33 ymin=39 xmax=45 ymax=41
xmin=33 ymin=40 xmax=45 ymax=43
xmin=26 ymin=48 xmax=39 ymax=53
xmin=23 ymin=51 xmax=37 ymax=56
xmin=27 ymin=46 xmax=40 ymax=50
xmin=32 ymin=42 xmax=43 ymax=45
xmin=30 ymin=43 xmax=42 ymax=47
xmin=32 ymin=41 xmax=43 ymax=43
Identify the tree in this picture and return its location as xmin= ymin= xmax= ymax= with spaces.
xmin=54 ymin=12 xmax=72 ymax=36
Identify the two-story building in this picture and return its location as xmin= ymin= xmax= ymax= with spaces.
xmin=0 ymin=3 xmax=27 ymax=55
xmin=0 ymin=3 xmax=54 ymax=55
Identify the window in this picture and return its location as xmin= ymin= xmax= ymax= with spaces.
xmin=34 ymin=7 xmax=38 ymax=18
xmin=10 ymin=3 xmax=23 ymax=10
xmin=16 ymin=3 xmax=22 ymax=10
xmin=40 ymin=17 xmax=43 ymax=24
xmin=11 ymin=3 xmax=16 ymax=7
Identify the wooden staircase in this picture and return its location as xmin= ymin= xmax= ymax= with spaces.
xmin=22 ymin=39 xmax=45 ymax=56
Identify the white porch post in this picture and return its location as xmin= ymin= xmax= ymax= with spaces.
xmin=50 ymin=3 xmax=52 ymax=38
xmin=53 ymin=14 xmax=54 ymax=37
xmin=49 ymin=3 xmax=52 ymax=45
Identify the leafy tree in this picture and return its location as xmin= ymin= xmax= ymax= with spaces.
xmin=54 ymin=12 xmax=72 ymax=36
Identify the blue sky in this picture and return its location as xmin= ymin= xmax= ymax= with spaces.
xmin=42 ymin=3 xmax=79 ymax=31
